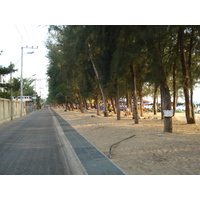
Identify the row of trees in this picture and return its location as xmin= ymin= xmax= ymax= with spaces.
xmin=46 ymin=25 xmax=200 ymax=133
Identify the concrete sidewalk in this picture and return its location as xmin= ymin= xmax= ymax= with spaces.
xmin=51 ymin=109 xmax=126 ymax=175
xmin=0 ymin=109 xmax=71 ymax=175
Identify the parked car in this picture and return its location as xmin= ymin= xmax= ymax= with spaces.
xmin=176 ymin=104 xmax=185 ymax=111
xmin=195 ymin=105 xmax=200 ymax=114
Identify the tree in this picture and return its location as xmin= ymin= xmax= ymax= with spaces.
xmin=138 ymin=26 xmax=174 ymax=132
xmin=12 ymin=77 xmax=35 ymax=97
xmin=36 ymin=95 xmax=41 ymax=109
xmin=46 ymin=25 xmax=200 ymax=131
xmin=88 ymin=44 xmax=108 ymax=116
xmin=0 ymin=63 xmax=17 ymax=99
xmin=12 ymin=77 xmax=21 ymax=97
xmin=47 ymin=26 xmax=94 ymax=113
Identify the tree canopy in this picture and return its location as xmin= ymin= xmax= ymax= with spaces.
xmin=0 ymin=63 xmax=17 ymax=98
xmin=46 ymin=25 xmax=200 ymax=132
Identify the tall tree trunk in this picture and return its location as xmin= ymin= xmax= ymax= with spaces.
xmin=179 ymin=26 xmax=195 ymax=124
xmin=172 ymin=61 xmax=177 ymax=116
xmin=130 ymin=63 xmax=138 ymax=124
xmin=126 ymin=92 xmax=130 ymax=108
xmin=188 ymin=26 xmax=196 ymax=122
xmin=70 ymin=102 xmax=74 ymax=111
xmin=129 ymin=93 xmax=133 ymax=113
xmin=76 ymin=94 xmax=85 ymax=113
xmin=110 ymin=96 xmax=116 ymax=114
xmin=65 ymin=96 xmax=68 ymax=111
xmin=160 ymin=81 xmax=172 ymax=133
xmin=84 ymin=98 xmax=89 ymax=110
xmin=126 ymin=92 xmax=132 ymax=112
xmin=89 ymin=98 xmax=93 ymax=109
xmin=139 ymin=91 xmax=144 ymax=117
xmin=88 ymin=44 xmax=108 ymax=117
xmin=153 ymin=83 xmax=158 ymax=115
xmin=65 ymin=102 xmax=68 ymax=111
xmin=96 ymin=93 xmax=101 ymax=116
xmin=67 ymin=101 xmax=71 ymax=110
xmin=160 ymin=90 xmax=164 ymax=120
xmin=115 ymin=79 xmax=121 ymax=120
xmin=173 ymin=31 xmax=179 ymax=117
xmin=190 ymin=88 xmax=195 ymax=120
xmin=126 ymin=92 xmax=133 ymax=115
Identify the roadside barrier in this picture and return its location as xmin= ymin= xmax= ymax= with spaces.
xmin=0 ymin=98 xmax=27 ymax=124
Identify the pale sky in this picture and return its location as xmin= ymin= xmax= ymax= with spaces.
xmin=0 ymin=25 xmax=49 ymax=98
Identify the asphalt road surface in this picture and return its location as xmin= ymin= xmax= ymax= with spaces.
xmin=0 ymin=109 xmax=71 ymax=175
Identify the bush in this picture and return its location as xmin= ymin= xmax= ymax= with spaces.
xmin=0 ymin=91 xmax=11 ymax=99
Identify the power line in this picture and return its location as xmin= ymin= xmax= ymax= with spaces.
xmin=15 ymin=25 xmax=24 ymax=46
xmin=23 ymin=25 xmax=32 ymax=45
xmin=15 ymin=25 xmax=22 ymax=37
xmin=31 ymin=25 xmax=38 ymax=47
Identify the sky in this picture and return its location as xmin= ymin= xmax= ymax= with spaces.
xmin=0 ymin=25 xmax=49 ymax=98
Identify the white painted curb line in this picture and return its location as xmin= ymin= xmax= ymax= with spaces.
xmin=51 ymin=110 xmax=87 ymax=175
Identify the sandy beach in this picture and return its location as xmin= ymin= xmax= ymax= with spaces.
xmin=53 ymin=108 xmax=200 ymax=175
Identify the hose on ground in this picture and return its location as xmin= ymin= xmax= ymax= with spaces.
xmin=108 ymin=134 xmax=136 ymax=159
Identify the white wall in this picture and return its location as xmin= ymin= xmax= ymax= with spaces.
xmin=0 ymin=98 xmax=27 ymax=124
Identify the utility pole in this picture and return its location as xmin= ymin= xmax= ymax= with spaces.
xmin=10 ymin=63 xmax=13 ymax=120
xmin=20 ymin=46 xmax=38 ymax=117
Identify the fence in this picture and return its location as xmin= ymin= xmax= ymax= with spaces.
xmin=0 ymin=98 xmax=31 ymax=125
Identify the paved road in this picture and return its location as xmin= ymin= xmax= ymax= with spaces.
xmin=0 ymin=109 xmax=125 ymax=175
xmin=0 ymin=109 xmax=71 ymax=175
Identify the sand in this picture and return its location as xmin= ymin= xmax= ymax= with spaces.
xmin=53 ymin=108 xmax=200 ymax=175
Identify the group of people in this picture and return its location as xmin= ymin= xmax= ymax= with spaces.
xmin=108 ymin=103 xmax=132 ymax=117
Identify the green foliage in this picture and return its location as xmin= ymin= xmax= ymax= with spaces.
xmin=0 ymin=63 xmax=17 ymax=75
xmin=0 ymin=63 xmax=17 ymax=98
xmin=0 ymin=91 xmax=10 ymax=99
xmin=23 ymin=78 xmax=35 ymax=96
xmin=36 ymin=95 xmax=41 ymax=109
xmin=11 ymin=77 xmax=35 ymax=97
xmin=12 ymin=77 xmax=21 ymax=97
xmin=46 ymin=25 xmax=200 ymax=110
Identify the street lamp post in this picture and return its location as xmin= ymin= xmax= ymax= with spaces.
xmin=20 ymin=46 xmax=37 ymax=117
